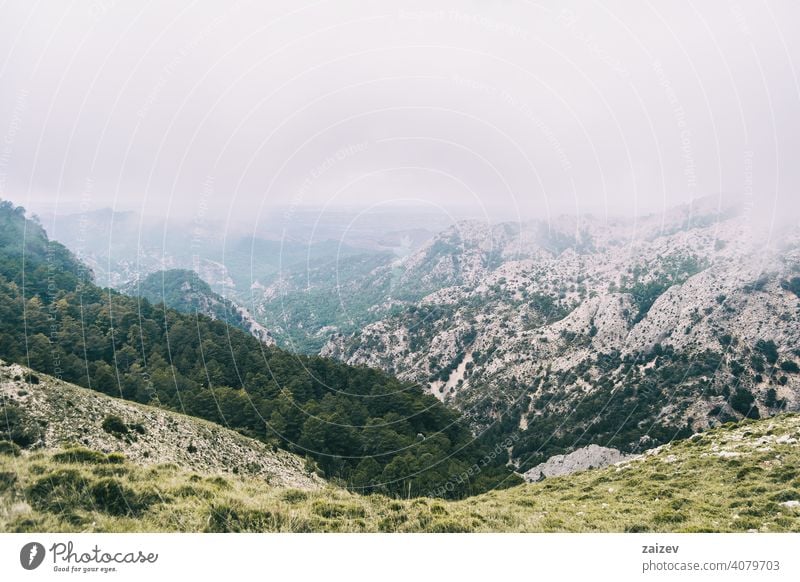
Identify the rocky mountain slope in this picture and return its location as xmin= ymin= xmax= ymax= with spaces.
xmin=322 ymin=198 xmax=800 ymax=470
xmin=3 ymin=411 xmax=799 ymax=532
xmin=0 ymin=360 xmax=320 ymax=489
xmin=523 ymin=444 xmax=631 ymax=482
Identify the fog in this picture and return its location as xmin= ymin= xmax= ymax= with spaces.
xmin=1 ymin=0 xmax=798 ymax=235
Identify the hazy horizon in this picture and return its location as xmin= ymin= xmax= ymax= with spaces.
xmin=1 ymin=0 xmax=799 ymax=233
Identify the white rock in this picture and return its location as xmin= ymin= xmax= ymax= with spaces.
xmin=524 ymin=444 xmax=632 ymax=482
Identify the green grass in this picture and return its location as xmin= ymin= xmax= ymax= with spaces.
xmin=2 ymin=415 xmax=799 ymax=532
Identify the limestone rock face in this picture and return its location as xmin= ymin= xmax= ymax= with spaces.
xmin=523 ymin=445 xmax=632 ymax=482
xmin=321 ymin=197 xmax=800 ymax=463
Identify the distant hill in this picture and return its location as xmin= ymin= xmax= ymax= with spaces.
xmin=51 ymin=207 xmax=397 ymax=297
xmin=125 ymin=269 xmax=274 ymax=345
xmin=50 ymin=206 xmax=440 ymax=352
xmin=0 ymin=200 xmax=89 ymax=296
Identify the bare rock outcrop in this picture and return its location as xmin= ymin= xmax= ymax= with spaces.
xmin=523 ymin=444 xmax=632 ymax=482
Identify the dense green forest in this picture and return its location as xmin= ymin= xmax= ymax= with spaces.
xmin=0 ymin=200 xmax=519 ymax=498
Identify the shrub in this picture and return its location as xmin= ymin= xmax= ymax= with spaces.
xmin=26 ymin=469 xmax=89 ymax=513
xmin=427 ymin=519 xmax=473 ymax=533
xmin=101 ymin=415 xmax=129 ymax=437
xmin=106 ymin=452 xmax=126 ymax=464
xmin=205 ymin=476 xmax=230 ymax=489
xmin=765 ymin=389 xmax=778 ymax=408
xmin=92 ymin=465 xmax=128 ymax=478
xmin=129 ymin=423 xmax=147 ymax=435
xmin=652 ymin=510 xmax=687 ymax=524
xmin=281 ymin=489 xmax=308 ymax=503
xmin=90 ymin=478 xmax=149 ymax=516
xmin=769 ymin=490 xmax=798 ymax=503
xmin=750 ymin=354 xmax=766 ymax=372
xmin=755 ymin=340 xmax=779 ymax=365
xmin=205 ymin=501 xmax=281 ymax=532
xmin=0 ymin=405 xmax=43 ymax=448
xmin=0 ymin=440 xmax=21 ymax=456
xmin=311 ymin=500 xmax=365 ymax=519
xmin=0 ymin=471 xmax=17 ymax=492
xmin=779 ymin=361 xmax=799 ymax=373
xmin=768 ymin=466 xmax=798 ymax=484
xmin=730 ymin=388 xmax=759 ymax=419
xmin=780 ymin=276 xmax=800 ymax=298
xmin=52 ymin=447 xmax=109 ymax=464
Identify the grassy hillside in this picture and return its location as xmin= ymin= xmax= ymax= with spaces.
xmin=3 ymin=411 xmax=799 ymax=532
xmin=0 ymin=360 xmax=320 ymax=489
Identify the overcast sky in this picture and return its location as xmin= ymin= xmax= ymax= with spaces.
xmin=1 ymin=0 xmax=798 ymax=233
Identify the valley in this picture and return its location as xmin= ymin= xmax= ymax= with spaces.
xmin=0 ymin=200 xmax=516 ymax=501
xmin=2 ymin=196 xmax=799 ymax=533
xmin=43 ymin=198 xmax=800 ymax=473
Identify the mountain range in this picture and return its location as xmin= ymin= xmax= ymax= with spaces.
xmin=2 ymin=195 xmax=799 ymax=532
xmin=38 ymin=197 xmax=800 ymax=472
xmin=320 ymin=197 xmax=800 ymax=469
